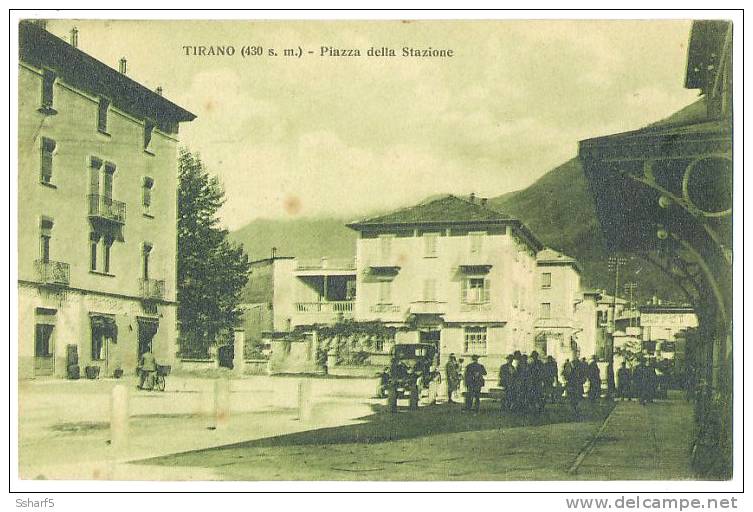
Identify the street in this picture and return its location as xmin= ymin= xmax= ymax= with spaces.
xmin=18 ymin=374 xmax=695 ymax=481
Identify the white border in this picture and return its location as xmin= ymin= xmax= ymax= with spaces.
xmin=4 ymin=6 xmax=746 ymax=502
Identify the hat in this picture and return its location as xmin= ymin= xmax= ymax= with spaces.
xmin=471 ymin=355 xmax=480 ymax=361
xmin=506 ymin=354 xmax=514 ymax=361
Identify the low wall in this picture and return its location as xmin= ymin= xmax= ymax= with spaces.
xmin=178 ymin=358 xmax=216 ymax=372
xmin=242 ymin=358 xmax=270 ymax=375
xmin=327 ymin=364 xmax=383 ymax=378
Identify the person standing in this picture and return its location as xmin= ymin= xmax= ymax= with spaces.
xmin=634 ymin=358 xmax=655 ymax=405
xmin=138 ymin=347 xmax=157 ymax=390
xmin=463 ymin=355 xmax=487 ymax=413
xmin=587 ymin=356 xmax=602 ymax=401
xmin=529 ymin=351 xmax=546 ymax=414
xmin=544 ymin=355 xmax=559 ymax=403
xmin=445 ymin=353 xmax=461 ymax=403
xmin=499 ymin=354 xmax=515 ymax=412
xmin=617 ymin=361 xmax=631 ymax=401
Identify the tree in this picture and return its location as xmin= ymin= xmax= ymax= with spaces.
xmin=177 ymin=148 xmax=251 ymax=357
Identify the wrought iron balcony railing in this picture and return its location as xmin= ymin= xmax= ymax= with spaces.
xmin=35 ymin=259 xmax=70 ymax=286
xmin=295 ymin=301 xmax=354 ymax=314
xmin=88 ymin=194 xmax=126 ymax=224
xmin=139 ymin=278 xmax=165 ymax=300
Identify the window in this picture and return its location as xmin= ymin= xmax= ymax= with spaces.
xmin=89 ymin=157 xmax=102 ymax=194
xmin=142 ymin=243 xmax=152 ymax=280
xmin=464 ymin=326 xmax=487 ymax=355
xmin=142 ymin=177 xmax=154 ymax=214
xmin=378 ymin=235 xmax=393 ymax=262
xmin=90 ymin=233 xmax=113 ymax=274
xmin=143 ymin=120 xmax=155 ymax=152
xmin=423 ymin=233 xmax=439 ymax=257
xmin=462 ymin=277 xmax=490 ymax=304
xmin=97 ymin=97 xmax=110 ymax=133
xmin=103 ymin=237 xmax=113 ymax=274
xmin=39 ymin=217 xmax=53 ymax=263
xmin=378 ymin=280 xmax=392 ymax=304
xmin=40 ymin=137 xmax=55 ymax=184
xmin=90 ymin=232 xmax=99 ymax=271
xmin=540 ymin=302 xmax=552 ymax=319
xmin=90 ymin=316 xmax=117 ymax=361
xmin=541 ymin=272 xmax=552 ymax=288
xmin=423 ymin=278 xmax=437 ymax=301
xmin=103 ymin=163 xmax=115 ymax=199
xmin=41 ymin=69 xmax=56 ymax=110
xmin=469 ymin=232 xmax=484 ymax=254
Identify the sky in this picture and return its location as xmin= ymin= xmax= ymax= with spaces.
xmin=46 ymin=19 xmax=700 ymax=230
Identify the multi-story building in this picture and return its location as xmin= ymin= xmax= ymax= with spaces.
xmin=239 ymin=254 xmax=356 ymax=355
xmin=18 ymin=22 xmax=195 ymax=378
xmin=534 ymin=249 xmax=606 ymax=364
xmin=638 ymin=303 xmax=698 ymax=359
xmin=347 ymin=195 xmax=543 ymax=375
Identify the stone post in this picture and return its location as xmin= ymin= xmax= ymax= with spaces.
xmin=214 ymin=377 xmax=231 ymax=429
xmin=298 ymin=379 xmax=313 ymax=422
xmin=233 ymin=328 xmax=245 ymax=376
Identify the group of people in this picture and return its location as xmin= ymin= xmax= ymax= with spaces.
xmin=560 ymin=355 xmax=604 ymax=413
xmin=616 ymin=357 xmax=673 ymax=405
xmin=498 ymin=351 xmax=559 ymax=414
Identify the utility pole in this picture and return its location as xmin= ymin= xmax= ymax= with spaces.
xmin=624 ymin=282 xmax=638 ymax=328
xmin=606 ymin=255 xmax=627 ymax=398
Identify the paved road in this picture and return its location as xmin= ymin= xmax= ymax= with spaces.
xmin=19 ymin=375 xmax=694 ymax=481
xmin=572 ymin=394 xmax=695 ymax=480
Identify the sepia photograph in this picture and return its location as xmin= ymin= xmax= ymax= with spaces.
xmin=10 ymin=10 xmax=740 ymax=496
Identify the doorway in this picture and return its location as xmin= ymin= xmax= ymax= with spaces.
xmin=420 ymin=330 xmax=441 ymax=365
xmin=34 ymin=323 xmax=54 ymax=376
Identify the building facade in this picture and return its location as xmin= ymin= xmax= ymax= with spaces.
xmin=18 ymin=22 xmax=195 ymax=379
xmin=239 ymin=255 xmax=356 ymax=357
xmin=347 ymin=195 xmax=543 ymax=378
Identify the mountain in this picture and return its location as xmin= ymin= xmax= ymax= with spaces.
xmin=229 ymin=217 xmax=357 ymax=261
xmin=230 ymin=100 xmax=703 ymax=299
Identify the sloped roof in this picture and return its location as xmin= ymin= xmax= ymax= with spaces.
xmin=537 ymin=247 xmax=582 ymax=272
xmin=19 ymin=21 xmax=196 ymax=125
xmin=348 ymin=195 xmax=511 ymax=227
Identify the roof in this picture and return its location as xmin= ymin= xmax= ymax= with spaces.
xmin=349 ymin=195 xmax=511 ymax=227
xmin=347 ymin=195 xmax=544 ymax=252
xmin=19 ymin=21 xmax=196 ymax=126
xmin=685 ymin=20 xmax=732 ymax=91
xmin=536 ymin=248 xmax=582 ymax=273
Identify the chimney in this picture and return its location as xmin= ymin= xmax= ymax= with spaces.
xmin=271 ymin=247 xmax=277 ymax=259
xmin=469 ymin=192 xmax=476 ymax=203
xmin=119 ymin=57 xmax=127 ymax=74
xmin=155 ymin=86 xmax=163 ymax=96
xmin=480 ymin=197 xmax=488 ymax=207
xmin=70 ymin=27 xmax=79 ymax=48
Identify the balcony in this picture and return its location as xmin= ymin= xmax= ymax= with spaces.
xmin=409 ymin=301 xmax=447 ymax=315
xmin=370 ymin=304 xmax=401 ymax=313
xmin=295 ymin=258 xmax=355 ymax=271
xmin=88 ymin=194 xmax=126 ymax=224
xmin=139 ymin=278 xmax=165 ymax=300
xmin=295 ymin=301 xmax=354 ymax=314
xmin=35 ymin=260 xmax=69 ymax=286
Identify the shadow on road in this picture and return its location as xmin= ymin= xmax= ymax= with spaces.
xmin=139 ymin=399 xmax=614 ymax=466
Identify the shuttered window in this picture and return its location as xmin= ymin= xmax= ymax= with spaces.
xmin=463 ymin=277 xmax=490 ymax=304
xmin=40 ymin=137 xmax=55 ymax=184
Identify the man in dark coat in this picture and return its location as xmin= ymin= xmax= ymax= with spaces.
xmin=634 ymin=358 xmax=656 ymax=405
xmin=528 ymin=351 xmax=546 ymax=413
xmin=617 ymin=361 xmax=632 ymax=400
xmin=445 ymin=353 xmax=461 ymax=403
xmin=544 ymin=355 xmax=559 ymax=403
xmin=498 ymin=354 xmax=515 ymax=412
xmin=463 ymin=355 xmax=487 ymax=412
xmin=587 ymin=356 xmax=602 ymax=401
